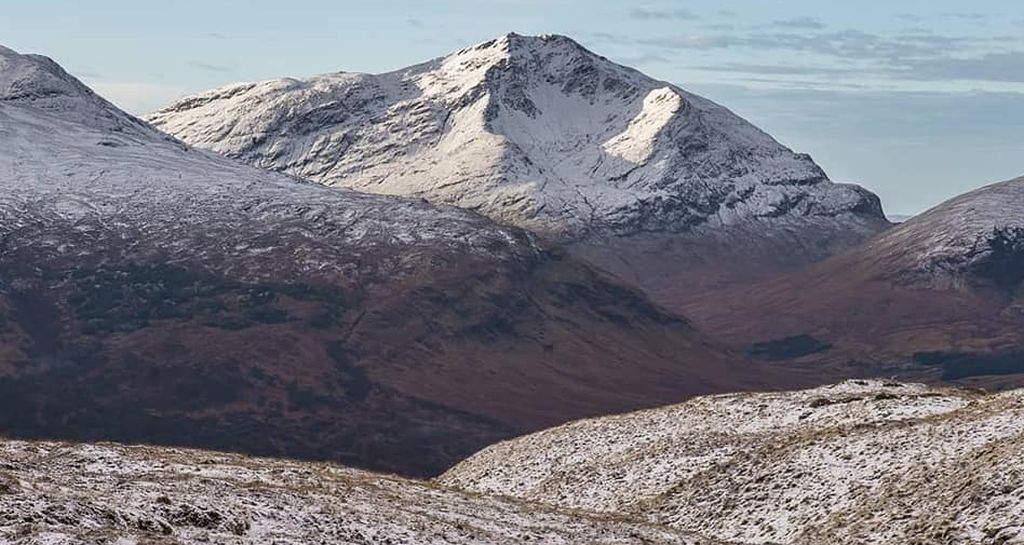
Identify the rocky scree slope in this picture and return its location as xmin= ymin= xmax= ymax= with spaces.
xmin=0 ymin=44 xmax=767 ymax=477
xmin=147 ymin=33 xmax=889 ymax=303
xmin=442 ymin=380 xmax=1024 ymax=544
xmin=0 ymin=439 xmax=716 ymax=545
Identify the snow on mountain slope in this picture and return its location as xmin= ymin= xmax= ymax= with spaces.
xmin=442 ymin=380 xmax=1024 ymax=544
xmin=0 ymin=46 xmax=533 ymax=270
xmin=676 ymin=174 xmax=1024 ymax=379
xmin=0 ymin=103 xmax=533 ymax=275
xmin=0 ymin=44 xmax=150 ymax=135
xmin=147 ymin=33 xmax=885 ymax=241
xmin=0 ymin=44 xmax=773 ymax=478
xmin=0 ymin=440 xmax=712 ymax=545
xmin=864 ymin=175 xmax=1024 ymax=290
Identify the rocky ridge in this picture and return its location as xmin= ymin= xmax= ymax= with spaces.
xmin=147 ymin=33 xmax=886 ymax=241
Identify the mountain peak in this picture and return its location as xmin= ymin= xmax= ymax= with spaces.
xmin=0 ymin=44 xmax=147 ymax=134
xmin=443 ymin=32 xmax=618 ymax=86
xmin=501 ymin=32 xmax=591 ymax=54
xmin=456 ymin=32 xmax=584 ymax=55
xmin=149 ymin=35 xmax=886 ymax=242
xmin=429 ymin=33 xmax=606 ymax=96
xmin=0 ymin=45 xmax=87 ymax=101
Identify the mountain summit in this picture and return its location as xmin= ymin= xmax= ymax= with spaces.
xmin=0 ymin=44 xmax=149 ymax=134
xmin=149 ymin=33 xmax=884 ymax=239
xmin=148 ymin=33 xmax=889 ymax=308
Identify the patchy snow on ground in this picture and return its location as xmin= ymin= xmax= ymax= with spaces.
xmin=0 ymin=440 xmax=714 ymax=545
xmin=442 ymin=380 xmax=1024 ymax=544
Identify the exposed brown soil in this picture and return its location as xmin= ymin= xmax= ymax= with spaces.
xmin=677 ymin=242 xmax=1024 ymax=389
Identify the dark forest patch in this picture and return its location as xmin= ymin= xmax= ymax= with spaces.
xmin=63 ymin=264 xmax=346 ymax=334
xmin=750 ymin=334 xmax=832 ymax=361
xmin=913 ymin=350 xmax=1024 ymax=380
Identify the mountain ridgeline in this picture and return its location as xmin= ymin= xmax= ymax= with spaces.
xmin=147 ymin=33 xmax=890 ymax=305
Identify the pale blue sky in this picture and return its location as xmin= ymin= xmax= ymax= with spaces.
xmin=3 ymin=0 xmax=1024 ymax=215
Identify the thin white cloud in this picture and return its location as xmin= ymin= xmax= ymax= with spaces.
xmin=900 ymin=51 xmax=1024 ymax=83
xmin=85 ymin=81 xmax=189 ymax=115
xmin=594 ymin=23 xmax=1024 ymax=89
xmin=188 ymin=60 xmax=233 ymax=73
xmin=770 ymin=17 xmax=826 ymax=30
xmin=629 ymin=7 xmax=699 ymax=21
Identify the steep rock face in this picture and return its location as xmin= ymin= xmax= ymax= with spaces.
xmin=442 ymin=380 xmax=1024 ymax=544
xmin=147 ymin=34 xmax=888 ymax=304
xmin=0 ymin=45 xmax=772 ymax=477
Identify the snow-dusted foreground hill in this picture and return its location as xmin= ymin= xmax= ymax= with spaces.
xmin=6 ymin=381 xmax=1023 ymax=545
xmin=0 ymin=440 xmax=712 ymax=545
xmin=442 ymin=380 xmax=1024 ymax=544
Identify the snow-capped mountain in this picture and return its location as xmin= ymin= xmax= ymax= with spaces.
xmin=0 ymin=44 xmax=773 ymax=477
xmin=0 ymin=439 xmax=711 ymax=544
xmin=442 ymin=380 xmax=1024 ymax=544
xmin=147 ymin=33 xmax=889 ymax=305
xmin=0 ymin=45 xmax=150 ymax=135
xmin=0 ymin=46 xmax=535 ymax=276
xmin=148 ymin=33 xmax=882 ymax=239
